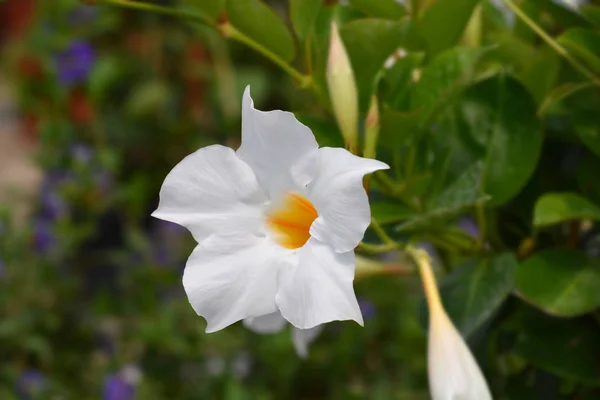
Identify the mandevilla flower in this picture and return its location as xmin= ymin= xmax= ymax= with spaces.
xmin=413 ymin=248 xmax=493 ymax=400
xmin=153 ymin=87 xmax=388 ymax=332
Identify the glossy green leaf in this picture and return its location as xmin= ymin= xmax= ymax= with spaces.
xmin=533 ymin=192 xmax=600 ymax=227
xmin=182 ymin=0 xmax=224 ymax=21
xmin=341 ymin=18 xmax=408 ymax=109
xmin=371 ymin=202 xmax=415 ymax=225
xmin=348 ymin=0 xmax=407 ymax=19
xmin=514 ymin=306 xmax=600 ymax=385
xmin=558 ymin=28 xmax=600 ymax=73
xmin=289 ymin=0 xmax=321 ymax=41
xmin=411 ymin=47 xmax=485 ymax=125
xmin=416 ymin=0 xmax=480 ymax=55
xmin=516 ymin=249 xmax=600 ymax=317
xmin=456 ymin=75 xmax=543 ymax=205
xmin=425 ymin=253 xmax=518 ymax=337
xmin=397 ymin=162 xmax=489 ymax=231
xmin=226 ymin=0 xmax=296 ymax=62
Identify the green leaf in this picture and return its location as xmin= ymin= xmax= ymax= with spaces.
xmin=519 ymin=46 xmax=559 ymax=104
xmin=530 ymin=0 xmax=593 ymax=29
xmin=289 ymin=0 xmax=321 ymax=42
xmin=416 ymin=0 xmax=480 ymax=55
xmin=411 ymin=47 xmax=485 ymax=126
xmin=455 ymin=75 xmax=543 ymax=205
xmin=533 ymin=192 xmax=600 ymax=227
xmin=574 ymin=107 xmax=600 ymax=157
xmin=423 ymin=253 xmax=518 ymax=337
xmin=182 ymin=0 xmax=224 ymax=21
xmin=348 ymin=0 xmax=407 ymax=20
xmin=429 ymin=161 xmax=489 ymax=210
xmin=516 ymin=249 xmax=600 ymax=317
xmin=514 ymin=306 xmax=600 ymax=385
xmin=341 ymin=18 xmax=409 ymax=109
xmin=380 ymin=52 xmax=425 ymax=110
xmin=558 ymin=28 xmax=600 ymax=73
xmin=379 ymin=110 xmax=422 ymax=149
xmin=581 ymin=5 xmax=600 ymax=28
xmin=538 ymin=82 xmax=595 ymax=116
xmin=226 ymin=0 xmax=296 ymax=62
xmin=371 ymin=202 xmax=416 ymax=225
xmin=397 ymin=162 xmax=489 ymax=231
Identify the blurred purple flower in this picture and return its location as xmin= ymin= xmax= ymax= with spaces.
xmin=33 ymin=219 xmax=55 ymax=253
xmin=68 ymin=4 xmax=99 ymax=25
xmin=358 ymin=299 xmax=376 ymax=320
xmin=94 ymin=171 xmax=114 ymax=194
xmin=16 ymin=369 xmax=46 ymax=398
xmin=55 ymin=40 xmax=95 ymax=86
xmin=103 ymin=375 xmax=135 ymax=400
xmin=457 ymin=216 xmax=480 ymax=238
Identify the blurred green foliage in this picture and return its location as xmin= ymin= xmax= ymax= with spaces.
xmin=1 ymin=0 xmax=600 ymax=398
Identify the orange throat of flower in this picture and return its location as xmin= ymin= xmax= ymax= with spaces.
xmin=266 ymin=192 xmax=318 ymax=249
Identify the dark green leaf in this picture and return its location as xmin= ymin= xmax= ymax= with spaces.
xmin=516 ymin=249 xmax=600 ymax=317
xmin=416 ymin=0 xmax=480 ymax=55
xmin=514 ymin=306 xmax=600 ymax=385
xmin=341 ymin=18 xmax=409 ymax=109
xmin=424 ymin=253 xmax=518 ymax=337
xmin=455 ymin=75 xmax=543 ymax=205
xmin=581 ymin=5 xmax=600 ymax=27
xmin=538 ymin=82 xmax=595 ymax=116
xmin=348 ymin=0 xmax=407 ymax=20
xmin=226 ymin=0 xmax=296 ymax=62
xmin=574 ymin=107 xmax=600 ymax=157
xmin=558 ymin=28 xmax=600 ymax=73
xmin=289 ymin=0 xmax=321 ymax=42
xmin=411 ymin=47 xmax=485 ymax=125
xmin=576 ymin=153 xmax=600 ymax=205
xmin=533 ymin=192 xmax=600 ymax=227
xmin=371 ymin=202 xmax=416 ymax=225
xmin=182 ymin=0 xmax=224 ymax=21
xmin=397 ymin=162 xmax=489 ymax=231
xmin=379 ymin=110 xmax=422 ymax=149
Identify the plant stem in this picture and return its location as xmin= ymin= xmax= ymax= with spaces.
xmin=501 ymin=0 xmax=600 ymax=85
xmin=220 ymin=23 xmax=310 ymax=86
xmin=371 ymin=217 xmax=396 ymax=246
xmin=102 ymin=0 xmax=213 ymax=26
xmin=357 ymin=242 xmax=398 ymax=254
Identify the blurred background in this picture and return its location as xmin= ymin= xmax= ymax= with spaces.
xmin=1 ymin=0 xmax=600 ymax=399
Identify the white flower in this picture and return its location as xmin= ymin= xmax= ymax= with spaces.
xmin=243 ymin=312 xmax=324 ymax=359
xmin=153 ymin=87 xmax=388 ymax=333
xmin=414 ymin=248 xmax=493 ymax=400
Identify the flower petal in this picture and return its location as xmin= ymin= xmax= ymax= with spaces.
xmin=183 ymin=234 xmax=287 ymax=333
xmin=292 ymin=325 xmax=324 ymax=359
xmin=276 ymin=238 xmax=363 ymax=329
xmin=152 ymin=145 xmax=266 ymax=243
xmin=243 ymin=311 xmax=287 ymax=334
xmin=428 ymin=310 xmax=493 ymax=400
xmin=307 ymin=147 xmax=389 ymax=253
xmin=237 ymin=86 xmax=319 ymax=198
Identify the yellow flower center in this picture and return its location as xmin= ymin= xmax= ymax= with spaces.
xmin=266 ymin=192 xmax=318 ymax=249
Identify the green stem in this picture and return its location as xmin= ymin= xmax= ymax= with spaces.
xmin=221 ymin=23 xmax=309 ymax=86
xmin=502 ymin=0 xmax=600 ymax=85
xmin=102 ymin=0 xmax=213 ymax=26
xmin=371 ymin=217 xmax=396 ymax=246
xmin=356 ymin=242 xmax=398 ymax=254
xmin=476 ymin=202 xmax=486 ymax=249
